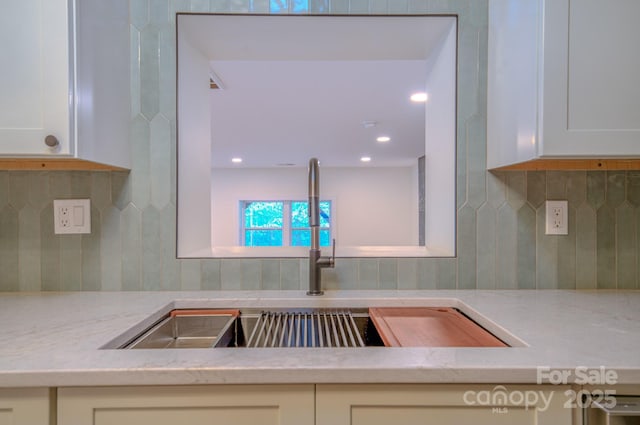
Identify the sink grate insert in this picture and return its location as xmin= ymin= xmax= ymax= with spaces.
xmin=245 ymin=311 xmax=365 ymax=348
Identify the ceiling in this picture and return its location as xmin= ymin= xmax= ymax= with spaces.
xmin=178 ymin=14 xmax=456 ymax=168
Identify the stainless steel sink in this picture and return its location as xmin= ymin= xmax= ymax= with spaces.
xmin=124 ymin=312 xmax=237 ymax=349
xmin=232 ymin=309 xmax=381 ymax=348
xmin=112 ymin=305 xmax=518 ymax=350
xmin=121 ymin=308 xmax=383 ymax=349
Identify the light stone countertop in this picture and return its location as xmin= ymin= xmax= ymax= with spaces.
xmin=0 ymin=290 xmax=638 ymax=388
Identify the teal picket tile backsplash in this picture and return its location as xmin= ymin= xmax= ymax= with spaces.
xmin=628 ymin=172 xmax=640 ymax=206
xmin=0 ymin=0 xmax=639 ymax=292
xmin=575 ymin=203 xmax=597 ymax=289
xmin=587 ymin=172 xmax=606 ymax=209
xmin=0 ymin=205 xmax=18 ymax=291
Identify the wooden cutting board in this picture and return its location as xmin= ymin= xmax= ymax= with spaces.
xmin=369 ymin=307 xmax=508 ymax=347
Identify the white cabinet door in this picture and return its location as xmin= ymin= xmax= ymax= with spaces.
xmin=0 ymin=388 xmax=50 ymax=425
xmin=58 ymin=385 xmax=314 ymax=425
xmin=0 ymin=0 xmax=130 ymax=169
xmin=0 ymin=0 xmax=71 ymax=156
xmin=542 ymin=0 xmax=640 ymax=157
xmin=487 ymin=0 xmax=640 ymax=169
xmin=316 ymin=384 xmax=572 ymax=425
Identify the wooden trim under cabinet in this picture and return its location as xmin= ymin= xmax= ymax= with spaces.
xmin=491 ymin=158 xmax=640 ymax=171
xmin=0 ymin=158 xmax=129 ymax=171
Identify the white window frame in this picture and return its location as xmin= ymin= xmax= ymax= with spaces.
xmin=240 ymin=200 xmax=332 ymax=247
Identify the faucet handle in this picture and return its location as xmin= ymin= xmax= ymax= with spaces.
xmin=315 ymin=239 xmax=336 ymax=269
xmin=330 ymin=238 xmax=336 ymax=267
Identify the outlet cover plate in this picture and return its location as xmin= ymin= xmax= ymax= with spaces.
xmin=53 ymin=199 xmax=91 ymax=234
xmin=545 ymin=200 xmax=568 ymax=235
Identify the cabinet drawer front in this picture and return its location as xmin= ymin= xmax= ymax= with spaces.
xmin=317 ymin=384 xmax=572 ymax=425
xmin=0 ymin=388 xmax=50 ymax=425
xmin=58 ymin=385 xmax=314 ymax=425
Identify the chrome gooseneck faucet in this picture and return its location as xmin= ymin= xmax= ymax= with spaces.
xmin=307 ymin=158 xmax=335 ymax=296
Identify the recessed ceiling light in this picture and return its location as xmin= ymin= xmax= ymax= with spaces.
xmin=376 ymin=136 xmax=391 ymax=143
xmin=410 ymin=92 xmax=428 ymax=102
xmin=360 ymin=156 xmax=371 ymax=162
xmin=231 ymin=157 xmax=242 ymax=163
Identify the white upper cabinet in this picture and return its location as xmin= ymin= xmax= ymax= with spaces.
xmin=0 ymin=0 xmax=70 ymax=156
xmin=0 ymin=0 xmax=130 ymax=169
xmin=487 ymin=0 xmax=640 ymax=169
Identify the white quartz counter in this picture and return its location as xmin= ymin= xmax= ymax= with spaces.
xmin=0 ymin=290 xmax=638 ymax=387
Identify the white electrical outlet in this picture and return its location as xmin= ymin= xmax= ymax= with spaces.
xmin=545 ymin=200 xmax=568 ymax=235
xmin=53 ymin=199 xmax=91 ymax=234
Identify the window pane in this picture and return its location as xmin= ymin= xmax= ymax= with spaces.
xmin=320 ymin=229 xmax=331 ymax=246
xmin=291 ymin=201 xmax=308 ymax=227
xmin=319 ymin=201 xmax=331 ymax=227
xmin=270 ymin=0 xmax=309 ymax=13
xmin=292 ymin=0 xmax=309 ymax=13
xmin=291 ymin=229 xmax=310 ymax=246
xmin=291 ymin=201 xmax=331 ymax=228
xmin=291 ymin=229 xmax=331 ymax=247
xmin=245 ymin=230 xmax=283 ymax=246
xmin=244 ymin=202 xmax=283 ymax=228
xmin=269 ymin=0 xmax=286 ymax=13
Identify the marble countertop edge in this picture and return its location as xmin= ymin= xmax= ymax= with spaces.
xmin=0 ymin=290 xmax=638 ymax=388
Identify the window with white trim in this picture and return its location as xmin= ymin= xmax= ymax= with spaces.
xmin=240 ymin=200 xmax=331 ymax=247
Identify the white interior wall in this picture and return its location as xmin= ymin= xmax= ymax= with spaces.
xmin=424 ymin=23 xmax=457 ymax=255
xmin=211 ymin=166 xmax=418 ymax=246
xmin=177 ymin=32 xmax=213 ymax=257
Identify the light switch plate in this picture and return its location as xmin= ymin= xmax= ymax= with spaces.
xmin=53 ymin=199 xmax=91 ymax=234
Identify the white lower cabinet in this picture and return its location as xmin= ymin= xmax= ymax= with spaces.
xmin=316 ymin=384 xmax=572 ymax=425
xmin=0 ymin=388 xmax=50 ymax=425
xmin=581 ymin=385 xmax=640 ymax=425
xmin=57 ymin=383 xmax=575 ymax=425
xmin=57 ymin=385 xmax=315 ymax=425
